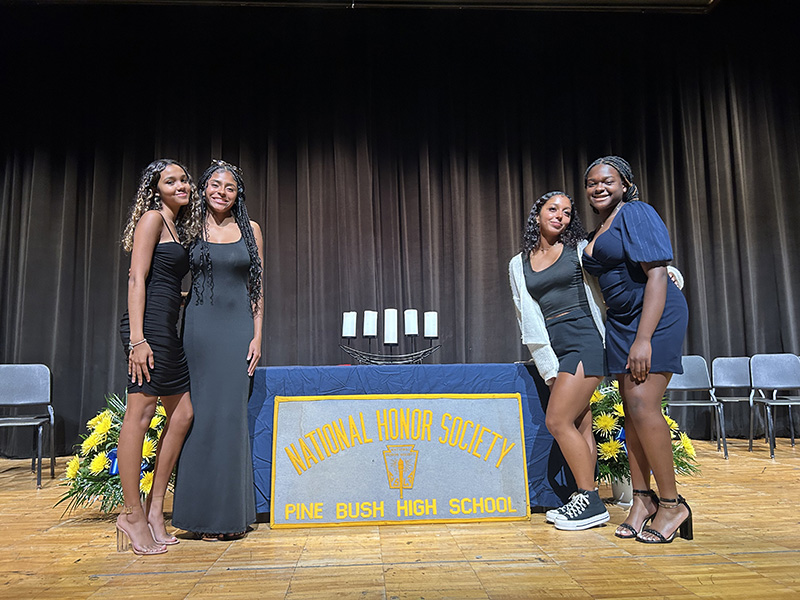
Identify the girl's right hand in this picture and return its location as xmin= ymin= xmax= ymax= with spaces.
xmin=128 ymin=342 xmax=154 ymax=386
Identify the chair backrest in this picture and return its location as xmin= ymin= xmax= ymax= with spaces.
xmin=666 ymin=355 xmax=711 ymax=391
xmin=711 ymin=356 xmax=751 ymax=389
xmin=750 ymin=354 xmax=800 ymax=391
xmin=0 ymin=364 xmax=51 ymax=407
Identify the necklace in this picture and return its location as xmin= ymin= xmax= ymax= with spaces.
xmin=602 ymin=201 xmax=624 ymax=226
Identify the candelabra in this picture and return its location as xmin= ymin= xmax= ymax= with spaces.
xmin=340 ymin=309 xmax=441 ymax=365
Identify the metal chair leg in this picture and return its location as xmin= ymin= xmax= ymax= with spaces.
xmin=717 ymin=404 xmax=729 ymax=459
xmin=36 ymin=423 xmax=43 ymax=488
xmin=49 ymin=422 xmax=56 ymax=479
xmin=765 ymin=405 xmax=775 ymax=459
xmin=790 ymin=406 xmax=796 ymax=447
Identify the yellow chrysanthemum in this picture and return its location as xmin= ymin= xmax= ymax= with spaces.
xmin=598 ymin=439 xmax=625 ymax=460
xmin=80 ymin=430 xmax=103 ymax=456
xmin=590 ymin=389 xmax=604 ymax=404
xmin=65 ymin=455 xmax=80 ymax=479
xmin=593 ymin=413 xmax=620 ymax=436
xmin=679 ymin=432 xmax=696 ymax=458
xmin=149 ymin=413 xmax=163 ymax=430
xmin=93 ymin=413 xmax=113 ymax=437
xmin=664 ymin=415 xmax=680 ymax=432
xmin=89 ymin=452 xmax=110 ymax=474
xmin=142 ymin=437 xmax=157 ymax=460
xmin=613 ymin=403 xmax=625 ymax=417
xmin=611 ymin=379 xmax=619 ymax=390
xmin=155 ymin=404 xmax=167 ymax=418
xmin=87 ymin=409 xmax=111 ymax=430
xmin=139 ymin=471 xmax=154 ymax=494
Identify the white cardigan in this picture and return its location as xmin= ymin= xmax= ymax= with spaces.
xmin=508 ymin=239 xmax=606 ymax=384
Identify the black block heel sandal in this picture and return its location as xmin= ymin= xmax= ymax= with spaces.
xmin=614 ymin=489 xmax=658 ymax=539
xmin=636 ymin=495 xmax=693 ymax=544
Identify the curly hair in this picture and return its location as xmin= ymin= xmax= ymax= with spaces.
xmin=521 ymin=191 xmax=587 ymax=258
xmin=583 ymin=155 xmax=641 ymax=205
xmin=121 ymin=159 xmax=202 ymax=252
xmin=191 ymin=160 xmax=263 ymax=314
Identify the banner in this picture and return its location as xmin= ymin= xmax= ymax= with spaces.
xmin=270 ymin=393 xmax=529 ymax=528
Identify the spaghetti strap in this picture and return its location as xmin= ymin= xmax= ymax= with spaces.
xmin=157 ymin=212 xmax=180 ymax=244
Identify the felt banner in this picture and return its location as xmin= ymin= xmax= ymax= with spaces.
xmin=270 ymin=393 xmax=529 ymax=528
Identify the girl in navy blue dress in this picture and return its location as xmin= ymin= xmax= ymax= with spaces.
xmin=581 ymin=156 xmax=692 ymax=544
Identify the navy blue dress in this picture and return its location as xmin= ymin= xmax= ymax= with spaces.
xmin=582 ymin=201 xmax=688 ymax=375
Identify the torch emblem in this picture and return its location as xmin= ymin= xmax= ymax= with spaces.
xmin=383 ymin=445 xmax=418 ymax=499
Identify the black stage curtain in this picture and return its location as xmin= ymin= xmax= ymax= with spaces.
xmin=2 ymin=0 xmax=798 ymax=455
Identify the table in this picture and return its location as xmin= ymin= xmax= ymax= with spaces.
xmin=248 ymin=363 xmax=570 ymax=514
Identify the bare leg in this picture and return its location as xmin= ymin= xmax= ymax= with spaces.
xmin=116 ymin=392 xmax=166 ymax=554
xmin=146 ymin=391 xmax=193 ymax=543
xmin=576 ymin=405 xmax=596 ymax=478
xmin=620 ymin=373 xmax=689 ymax=540
xmin=614 ymin=374 xmax=657 ymax=536
xmin=545 ymin=363 xmax=604 ymax=491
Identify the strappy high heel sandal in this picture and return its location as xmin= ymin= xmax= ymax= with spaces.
xmin=614 ymin=489 xmax=658 ymax=539
xmin=146 ymin=495 xmax=179 ymax=545
xmin=636 ymin=495 xmax=693 ymax=544
xmin=116 ymin=506 xmax=168 ymax=555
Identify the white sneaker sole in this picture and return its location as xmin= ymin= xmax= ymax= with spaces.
xmin=553 ymin=510 xmax=610 ymax=531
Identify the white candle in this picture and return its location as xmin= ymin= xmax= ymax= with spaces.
xmin=404 ymin=309 xmax=419 ymax=336
xmin=424 ymin=311 xmax=438 ymax=338
xmin=342 ymin=311 xmax=357 ymax=338
xmin=384 ymin=308 xmax=398 ymax=345
xmin=363 ymin=310 xmax=378 ymax=337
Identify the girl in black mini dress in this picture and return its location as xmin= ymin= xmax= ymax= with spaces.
xmin=510 ymin=191 xmax=609 ymax=531
xmin=116 ymin=159 xmax=201 ymax=555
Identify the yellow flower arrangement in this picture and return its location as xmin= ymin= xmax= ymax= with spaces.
xmin=65 ymin=455 xmax=80 ymax=480
xmin=593 ymin=413 xmax=620 ymax=436
xmin=591 ymin=380 xmax=700 ymax=483
xmin=678 ymin=432 xmax=697 ymax=458
xmin=57 ymin=393 xmax=173 ymax=514
xmin=142 ymin=437 xmax=157 ymax=460
xmin=139 ymin=471 xmax=154 ymax=495
xmin=89 ymin=452 xmax=110 ymax=475
xmin=80 ymin=430 xmax=104 ymax=456
xmin=598 ymin=439 xmax=625 ymax=461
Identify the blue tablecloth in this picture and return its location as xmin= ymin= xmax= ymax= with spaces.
xmin=248 ymin=363 xmax=568 ymax=513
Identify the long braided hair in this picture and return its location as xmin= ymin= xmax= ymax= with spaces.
xmin=583 ymin=155 xmax=641 ymax=208
xmin=521 ymin=191 xmax=587 ymax=258
xmin=121 ymin=159 xmax=202 ymax=252
xmin=191 ymin=160 xmax=263 ymax=314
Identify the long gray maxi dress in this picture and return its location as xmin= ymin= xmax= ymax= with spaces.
xmin=172 ymin=237 xmax=256 ymax=534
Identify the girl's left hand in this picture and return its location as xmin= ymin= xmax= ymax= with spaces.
xmin=626 ymin=338 xmax=652 ymax=383
xmin=247 ymin=338 xmax=262 ymax=376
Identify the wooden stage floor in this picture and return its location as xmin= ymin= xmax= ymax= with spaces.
xmin=1 ymin=439 xmax=798 ymax=599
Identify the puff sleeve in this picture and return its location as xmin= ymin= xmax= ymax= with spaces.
xmin=619 ymin=201 xmax=674 ymax=263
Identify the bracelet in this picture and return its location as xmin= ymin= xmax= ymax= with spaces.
xmin=128 ymin=338 xmax=147 ymax=353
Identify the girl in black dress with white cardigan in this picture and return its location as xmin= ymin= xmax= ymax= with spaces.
xmin=509 ymin=191 xmax=608 ymax=531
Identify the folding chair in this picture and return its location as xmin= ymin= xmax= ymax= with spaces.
xmin=665 ymin=355 xmax=727 ymax=458
xmin=0 ymin=364 xmax=55 ymax=487
xmin=749 ymin=353 xmax=800 ymax=459
xmin=710 ymin=356 xmax=751 ymax=458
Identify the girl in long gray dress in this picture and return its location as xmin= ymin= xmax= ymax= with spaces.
xmin=172 ymin=160 xmax=264 ymax=540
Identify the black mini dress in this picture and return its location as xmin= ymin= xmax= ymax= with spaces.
xmin=523 ymin=245 xmax=607 ymax=377
xmin=119 ymin=216 xmax=191 ymax=396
